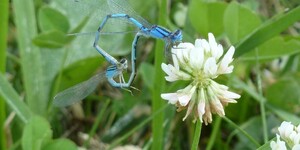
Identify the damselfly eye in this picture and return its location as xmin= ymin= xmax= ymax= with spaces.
xmin=171 ymin=29 xmax=182 ymax=42
xmin=174 ymin=29 xmax=181 ymax=35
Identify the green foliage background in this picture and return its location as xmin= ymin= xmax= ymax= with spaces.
xmin=1 ymin=0 xmax=300 ymax=149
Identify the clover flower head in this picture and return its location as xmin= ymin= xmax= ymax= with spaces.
xmin=271 ymin=121 xmax=300 ymax=150
xmin=161 ymin=33 xmax=240 ymax=125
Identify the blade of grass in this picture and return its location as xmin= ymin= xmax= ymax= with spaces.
xmin=0 ymin=0 xmax=9 ymax=149
xmin=235 ymin=6 xmax=300 ymax=57
xmin=151 ymin=0 xmax=168 ymax=149
xmin=12 ymin=0 xmax=48 ymax=115
xmin=85 ymin=99 xmax=110 ymax=147
xmin=0 ymin=73 xmax=32 ymax=123
xmin=0 ymin=1 xmax=8 ymax=71
xmin=255 ymin=49 xmax=268 ymax=142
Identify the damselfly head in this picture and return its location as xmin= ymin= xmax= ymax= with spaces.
xmin=119 ymin=58 xmax=128 ymax=70
xmin=170 ymin=29 xmax=182 ymax=43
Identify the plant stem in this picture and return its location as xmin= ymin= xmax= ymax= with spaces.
xmin=191 ymin=120 xmax=202 ymax=150
xmin=0 ymin=0 xmax=8 ymax=149
xmin=151 ymin=0 xmax=168 ymax=150
xmin=255 ymin=49 xmax=268 ymax=142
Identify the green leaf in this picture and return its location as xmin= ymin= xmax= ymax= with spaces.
xmin=139 ymin=62 xmax=154 ymax=90
xmin=42 ymin=139 xmax=77 ymax=150
xmin=235 ymin=6 xmax=300 ymax=57
xmin=188 ymin=0 xmax=227 ymax=37
xmin=33 ymin=30 xmax=68 ymax=48
xmin=242 ymin=36 xmax=300 ymax=61
xmin=224 ymin=1 xmax=261 ymax=44
xmin=22 ymin=116 xmax=52 ymax=150
xmin=38 ymin=6 xmax=70 ymax=33
xmin=265 ymin=73 xmax=300 ymax=111
xmin=0 ymin=73 xmax=32 ymax=123
xmin=13 ymin=0 xmax=48 ymax=115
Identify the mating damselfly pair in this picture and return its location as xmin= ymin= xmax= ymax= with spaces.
xmin=53 ymin=0 xmax=182 ymax=107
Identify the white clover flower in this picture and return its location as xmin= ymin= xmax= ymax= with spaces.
xmin=278 ymin=122 xmax=295 ymax=140
xmin=270 ymin=134 xmax=287 ymax=150
xmin=161 ymin=33 xmax=240 ymax=125
xmin=271 ymin=121 xmax=300 ymax=150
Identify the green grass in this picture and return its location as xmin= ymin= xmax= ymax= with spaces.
xmin=0 ymin=0 xmax=8 ymax=149
xmin=151 ymin=0 xmax=168 ymax=149
xmin=2 ymin=0 xmax=300 ymax=149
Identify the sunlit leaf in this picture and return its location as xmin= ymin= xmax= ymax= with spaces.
xmin=235 ymin=6 xmax=300 ymax=57
xmin=38 ymin=6 xmax=70 ymax=32
xmin=42 ymin=139 xmax=77 ymax=150
xmin=224 ymin=1 xmax=261 ymax=44
xmin=265 ymin=73 xmax=300 ymax=111
xmin=22 ymin=116 xmax=52 ymax=150
xmin=33 ymin=30 xmax=68 ymax=48
xmin=242 ymin=36 xmax=300 ymax=61
xmin=188 ymin=0 xmax=227 ymax=37
xmin=13 ymin=0 xmax=48 ymax=115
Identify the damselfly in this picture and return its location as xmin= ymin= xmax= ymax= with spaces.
xmin=86 ymin=0 xmax=182 ymax=89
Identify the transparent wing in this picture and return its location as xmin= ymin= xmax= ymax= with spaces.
xmin=53 ymin=0 xmax=135 ymax=33
xmin=67 ymin=30 xmax=138 ymax=36
xmin=53 ymin=72 xmax=107 ymax=107
xmin=107 ymin=0 xmax=153 ymax=28
xmin=52 ymin=0 xmax=106 ymax=26
xmin=52 ymin=0 xmax=139 ymax=55
xmin=54 ymin=0 xmax=152 ymax=29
